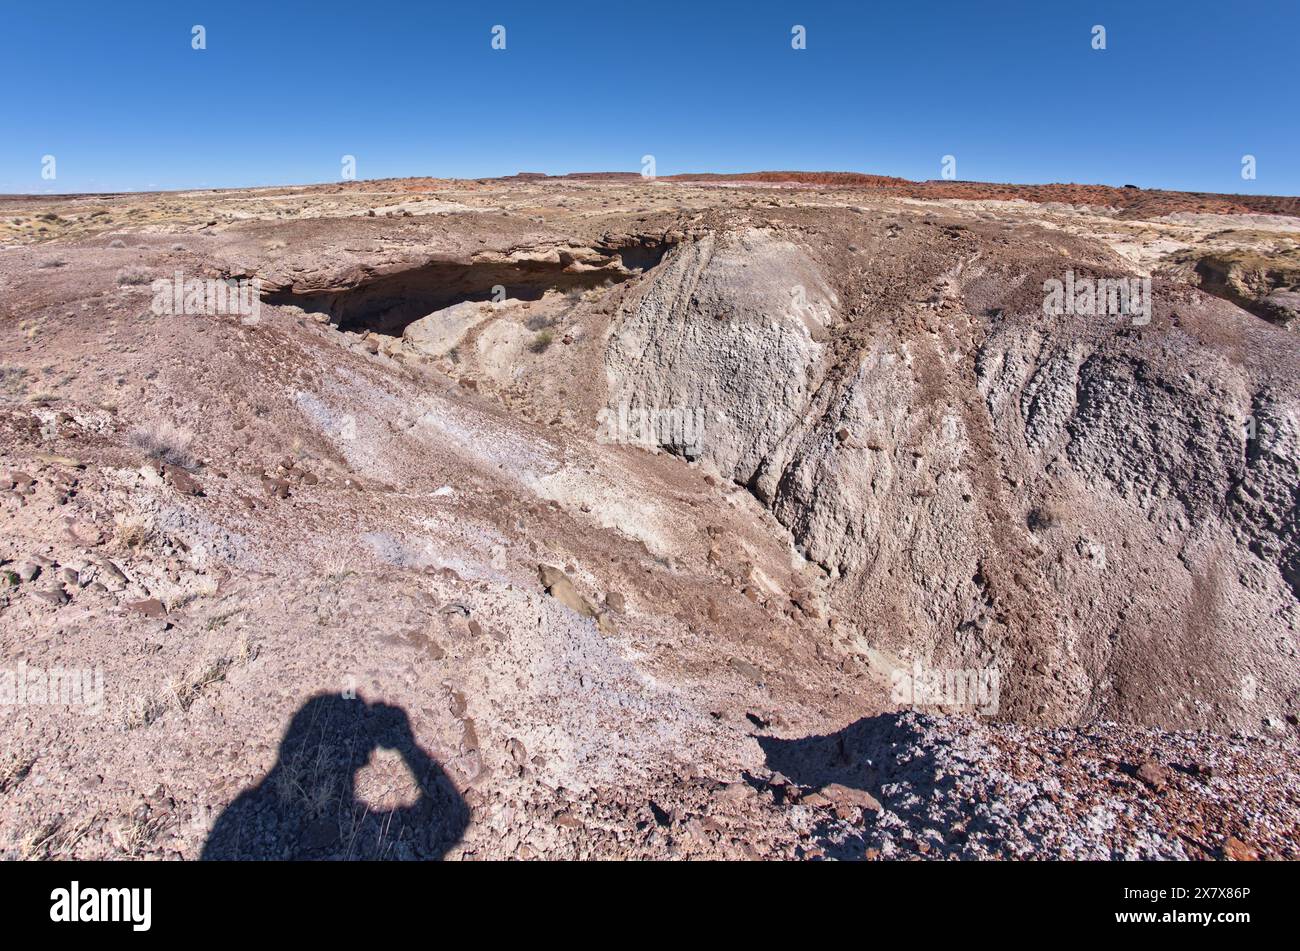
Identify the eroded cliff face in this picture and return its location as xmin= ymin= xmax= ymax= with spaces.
xmin=603 ymin=217 xmax=1300 ymax=730
xmin=604 ymin=229 xmax=838 ymax=476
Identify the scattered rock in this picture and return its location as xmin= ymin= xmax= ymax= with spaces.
xmin=31 ymin=585 xmax=69 ymax=607
xmin=820 ymin=782 xmax=883 ymax=818
xmin=163 ymin=465 xmax=203 ymax=496
xmin=127 ymin=598 xmax=166 ymax=618
xmin=1224 ymin=836 xmax=1258 ymax=861
xmin=94 ymin=558 xmax=129 ymax=589
xmin=261 ymin=477 xmax=290 ymax=499
xmin=538 ymin=564 xmax=597 ymax=619
xmin=714 ymin=782 xmax=754 ymax=804
xmin=1135 ymin=760 xmax=1172 ymax=790
xmin=730 ymin=658 xmax=764 ymax=685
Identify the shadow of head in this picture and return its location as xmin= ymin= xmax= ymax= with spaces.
xmin=201 ymin=693 xmax=469 ymax=860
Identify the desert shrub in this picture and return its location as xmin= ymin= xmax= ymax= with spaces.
xmin=114 ymin=512 xmax=155 ymax=549
xmin=0 ymin=364 xmax=28 ymax=396
xmin=128 ymin=419 xmax=194 ymax=468
xmin=115 ymin=266 xmax=150 ymax=285
xmin=528 ymin=330 xmax=554 ymax=353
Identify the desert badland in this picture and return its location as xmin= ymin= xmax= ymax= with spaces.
xmin=1 ymin=171 xmax=1298 ymax=860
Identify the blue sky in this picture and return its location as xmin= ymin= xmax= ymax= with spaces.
xmin=2 ymin=0 xmax=1295 ymax=194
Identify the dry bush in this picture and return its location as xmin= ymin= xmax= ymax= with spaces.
xmin=114 ymin=512 xmax=155 ymax=549
xmin=128 ymin=419 xmax=194 ymax=468
xmin=0 ymin=364 xmax=28 ymax=397
xmin=115 ymin=266 xmax=151 ymax=285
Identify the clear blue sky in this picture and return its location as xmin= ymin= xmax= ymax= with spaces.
xmin=2 ymin=0 xmax=1295 ymax=194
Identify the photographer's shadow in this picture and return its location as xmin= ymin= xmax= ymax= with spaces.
xmin=202 ymin=693 xmax=469 ymax=860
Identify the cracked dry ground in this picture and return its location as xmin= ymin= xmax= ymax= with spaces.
xmin=0 ymin=175 xmax=1298 ymax=860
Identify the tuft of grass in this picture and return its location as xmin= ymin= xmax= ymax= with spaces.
xmin=166 ymin=653 xmax=236 ymax=713
xmin=121 ymin=636 xmax=258 ymax=731
xmin=114 ymin=513 xmax=155 ymax=550
xmin=115 ymin=266 xmax=151 ymax=286
xmin=0 ymin=364 xmax=28 ymax=397
xmin=114 ymin=811 xmax=171 ymax=858
xmin=0 ymin=753 xmax=36 ymax=794
xmin=117 ymin=693 xmax=167 ymax=731
xmin=528 ymin=330 xmax=554 ymax=354
xmin=20 ymin=812 xmax=97 ymax=859
xmin=129 ymin=419 xmax=194 ymax=468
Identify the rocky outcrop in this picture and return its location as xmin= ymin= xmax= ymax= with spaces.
xmin=604 ymin=221 xmax=1300 ymax=731
xmin=1193 ymin=250 xmax=1300 ymax=330
xmin=604 ymin=229 xmax=838 ymax=479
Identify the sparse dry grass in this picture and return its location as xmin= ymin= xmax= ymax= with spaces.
xmin=166 ymin=659 xmax=233 ymax=713
xmin=0 ymin=753 xmax=36 ymax=794
xmin=320 ymin=548 xmax=356 ymax=585
xmin=113 ymin=512 xmax=156 ymax=550
xmin=119 ymin=635 xmax=259 ymax=730
xmin=273 ymin=742 xmax=338 ymax=817
xmin=114 ymin=810 xmax=172 ymax=858
xmin=115 ymin=266 xmax=151 ymax=285
xmin=128 ymin=419 xmax=194 ymax=468
xmin=116 ymin=692 xmax=168 ymax=731
xmin=0 ymin=364 xmax=28 ymax=398
xmin=21 ymin=811 xmax=98 ymax=859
